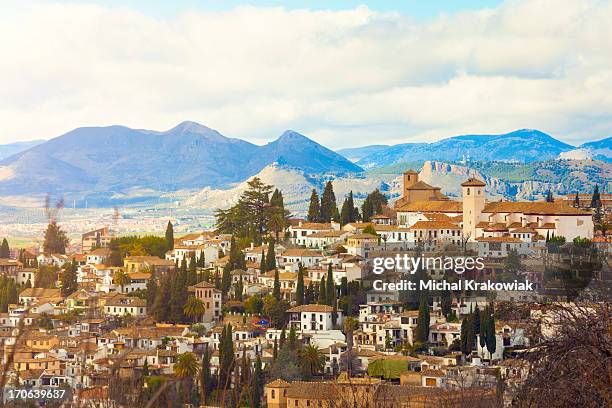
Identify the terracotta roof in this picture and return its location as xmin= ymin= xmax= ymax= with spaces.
xmin=306 ymin=230 xmax=345 ymax=238
xmin=281 ymin=249 xmax=323 ymax=257
xmin=287 ymin=304 xmax=334 ymax=313
xmin=510 ymin=227 xmax=536 ymax=233
xmin=292 ymin=222 xmax=334 ymax=230
xmin=483 ymin=201 xmax=591 ymax=215
xmin=407 ymin=181 xmax=440 ymax=191
xmin=409 ymin=221 xmax=460 ymax=230
xmin=424 ymin=213 xmax=452 ymax=222
xmin=396 ymin=201 xmax=463 ymax=213
xmin=475 ymin=236 xmax=522 ymax=243
xmin=286 ymin=382 xmax=335 ymax=399
xmin=461 ymin=178 xmax=486 ymax=187
xmin=347 ymin=233 xmax=379 ymax=239
xmin=266 ymin=379 xmax=290 ymax=388
xmin=20 ymin=288 xmax=62 ymax=298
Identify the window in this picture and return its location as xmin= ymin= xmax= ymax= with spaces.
xmin=467 ymin=188 xmax=470 ymax=195
xmin=271 ymin=390 xmax=275 ymax=398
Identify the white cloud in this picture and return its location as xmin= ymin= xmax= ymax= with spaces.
xmin=0 ymin=0 xmax=611 ymax=148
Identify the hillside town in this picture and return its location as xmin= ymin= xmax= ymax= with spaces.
xmin=0 ymin=173 xmax=609 ymax=408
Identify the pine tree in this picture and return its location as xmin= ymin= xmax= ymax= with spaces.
xmin=296 ymin=264 xmax=305 ymax=306
xmin=273 ymin=269 xmax=281 ymax=301
xmin=326 ymin=264 xmax=334 ymax=306
xmin=591 ymin=185 xmax=601 ymax=209
xmin=318 ymin=277 xmax=326 ymax=305
xmin=266 ymin=238 xmax=276 ymax=271
xmin=270 ymin=188 xmax=284 ymax=208
xmin=43 ymin=221 xmax=68 ymax=254
xmin=307 ymin=189 xmax=321 ymax=222
xmin=165 ymin=221 xmax=174 ymax=251
xmin=0 ymin=238 xmax=9 ymax=259
xmin=320 ymin=181 xmax=338 ymax=223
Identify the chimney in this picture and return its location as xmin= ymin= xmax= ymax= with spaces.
xmin=298 ymin=221 xmax=303 ymax=227
xmin=521 ymin=217 xmax=526 ymax=227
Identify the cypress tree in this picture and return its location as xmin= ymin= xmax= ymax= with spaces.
xmin=591 ymin=185 xmax=601 ymax=208
xmin=307 ymin=189 xmax=321 ymax=223
xmin=60 ymin=259 xmax=78 ymax=296
xmin=486 ymin=308 xmax=496 ymax=359
xmin=273 ymin=269 xmax=281 ymax=301
xmin=251 ymin=355 xmax=263 ymax=408
xmin=273 ymin=337 xmax=278 ymax=361
xmin=573 ymin=191 xmax=580 ymax=208
xmin=479 ymin=307 xmax=488 ymax=356
xmin=219 ymin=324 xmax=235 ymax=390
xmin=340 ymin=192 xmax=356 ymax=225
xmin=259 ymin=250 xmax=267 ymax=273
xmin=545 ymin=189 xmax=554 ymax=202
xmin=266 ymin=239 xmax=276 ymax=271
xmin=165 ymin=221 xmax=174 ymax=250
xmin=200 ymin=346 xmax=212 ymax=404
xmin=296 ymin=263 xmax=305 ymax=305
xmin=146 ymin=275 xmax=157 ymax=307
xmin=320 ymin=181 xmax=338 ymax=223
xmin=279 ymin=328 xmax=286 ymax=349
xmin=153 ymin=275 xmax=171 ymax=322
xmin=143 ymin=359 xmax=149 ymax=377
xmin=416 ymin=294 xmax=430 ymax=343
xmin=318 ymin=277 xmax=326 ymax=305
xmin=473 ymin=304 xmax=481 ymax=335
xmin=221 ymin=264 xmax=232 ymax=297
xmin=326 ymin=264 xmax=334 ymax=306
xmin=288 ymin=325 xmax=298 ymax=351
xmin=0 ymin=238 xmax=9 ymax=259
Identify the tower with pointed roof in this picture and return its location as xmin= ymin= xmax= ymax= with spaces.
xmin=461 ymin=178 xmax=486 ymax=240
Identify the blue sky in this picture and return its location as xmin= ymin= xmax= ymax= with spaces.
xmin=54 ymin=0 xmax=505 ymax=19
xmin=1 ymin=0 xmax=611 ymax=148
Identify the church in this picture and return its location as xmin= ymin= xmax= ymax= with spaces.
xmin=394 ymin=170 xmax=594 ymax=242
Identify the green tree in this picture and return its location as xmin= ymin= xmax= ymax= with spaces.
xmin=43 ymin=221 xmax=68 ymax=254
xmin=590 ymin=184 xmax=601 ymax=209
xmin=146 ymin=274 xmax=157 ymax=307
xmin=113 ymin=269 xmax=131 ymax=294
xmin=183 ymin=296 xmax=206 ymax=323
xmin=200 ymin=346 xmax=212 ymax=405
xmin=296 ymin=264 xmax=305 ymax=306
xmin=60 ymin=259 xmax=78 ymax=296
xmin=219 ymin=324 xmax=235 ymax=391
xmin=153 ymin=275 xmax=172 ymax=322
xmin=307 ymin=189 xmax=321 ymax=222
xmin=320 ymin=181 xmax=339 ymax=222
xmin=362 ymin=224 xmax=378 ymax=236
xmin=361 ymin=189 xmax=388 ymax=222
xmin=174 ymin=352 xmax=198 ymax=403
xmin=142 ymin=359 xmax=149 ymax=377
xmin=259 ymin=250 xmax=267 ymax=273
xmin=298 ymin=344 xmax=325 ymax=379
xmin=573 ymin=191 xmax=580 ymax=208
xmin=318 ymin=276 xmax=326 ymax=305
xmin=272 ymin=269 xmax=281 ymax=301
xmin=326 ymin=264 xmax=334 ymax=306
xmin=244 ymin=295 xmax=264 ymax=315
xmin=415 ymin=294 xmax=430 ymax=343
xmin=0 ymin=238 xmax=9 ymax=258
xmin=486 ymin=307 xmax=497 ymax=360
xmin=545 ymin=188 xmax=554 ymax=202
xmin=479 ymin=307 xmax=488 ymax=357
xmin=251 ymin=355 xmax=263 ymax=408
xmin=266 ymin=238 xmax=277 ymax=271
xmin=440 ymin=289 xmax=452 ymax=318
xmin=339 ymin=191 xmax=358 ymax=225
xmin=35 ymin=266 xmax=58 ymax=289
xmin=165 ymin=221 xmax=174 ymax=251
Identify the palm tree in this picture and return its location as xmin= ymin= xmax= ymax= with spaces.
xmin=113 ymin=269 xmax=130 ymax=293
xmin=298 ymin=344 xmax=325 ymax=379
xmin=174 ymin=352 xmax=199 ymax=403
xmin=268 ymin=210 xmax=286 ymax=242
xmin=183 ymin=296 xmax=206 ymax=323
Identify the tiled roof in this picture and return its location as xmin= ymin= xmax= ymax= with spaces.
xmin=407 ymin=181 xmax=440 ymax=190
xmin=287 ymin=304 xmax=334 ymax=313
xmin=396 ymin=201 xmax=463 ymax=213
xmin=461 ymin=178 xmax=486 ymax=187
xmin=409 ymin=221 xmax=460 ymax=230
xmin=483 ymin=201 xmax=591 ymax=215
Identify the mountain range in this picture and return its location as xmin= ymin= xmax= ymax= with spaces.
xmin=0 ymin=140 xmax=44 ymax=160
xmin=0 ymin=121 xmax=361 ymax=196
xmin=338 ymin=129 xmax=611 ymax=167
xmin=0 ymin=123 xmax=608 ymax=204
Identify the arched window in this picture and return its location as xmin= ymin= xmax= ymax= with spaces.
xmin=467 ymin=188 xmax=471 ymax=195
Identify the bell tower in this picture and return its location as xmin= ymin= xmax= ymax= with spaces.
xmin=403 ymin=170 xmax=418 ymax=199
xmin=461 ymin=178 xmax=486 ymax=241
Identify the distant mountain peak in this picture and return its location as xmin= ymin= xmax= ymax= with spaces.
xmin=277 ymin=130 xmax=312 ymax=143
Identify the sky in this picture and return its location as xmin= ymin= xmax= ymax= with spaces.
xmin=1 ymin=0 xmax=611 ymax=148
